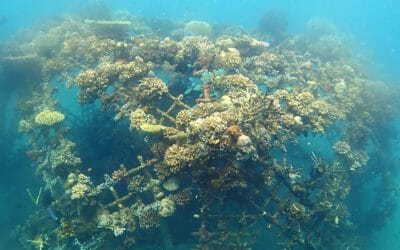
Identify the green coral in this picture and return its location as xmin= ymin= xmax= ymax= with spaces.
xmin=158 ymin=198 xmax=176 ymax=217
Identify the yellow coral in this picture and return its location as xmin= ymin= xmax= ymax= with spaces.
xmin=175 ymin=110 xmax=193 ymax=127
xmin=139 ymin=124 xmax=168 ymax=134
xmin=129 ymin=108 xmax=156 ymax=130
xmin=34 ymin=110 xmax=65 ymax=126
xmin=164 ymin=144 xmax=194 ymax=170
xmin=70 ymin=183 xmax=89 ymax=200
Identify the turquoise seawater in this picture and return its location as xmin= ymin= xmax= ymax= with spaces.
xmin=0 ymin=1 xmax=399 ymax=249
xmin=2 ymin=0 xmax=400 ymax=79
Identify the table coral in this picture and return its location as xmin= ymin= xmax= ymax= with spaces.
xmin=34 ymin=110 xmax=65 ymax=126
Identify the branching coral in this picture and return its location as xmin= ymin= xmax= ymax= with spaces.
xmin=97 ymin=207 xmax=136 ymax=236
xmin=69 ymin=173 xmax=93 ymax=200
xmin=333 ymin=140 xmax=369 ymax=171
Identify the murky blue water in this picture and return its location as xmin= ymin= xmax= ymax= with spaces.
xmin=1 ymin=1 xmax=399 ymax=249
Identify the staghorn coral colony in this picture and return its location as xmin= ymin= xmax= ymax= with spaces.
xmin=1 ymin=11 xmax=399 ymax=250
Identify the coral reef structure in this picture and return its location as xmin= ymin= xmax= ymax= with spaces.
xmin=2 ymin=11 xmax=398 ymax=250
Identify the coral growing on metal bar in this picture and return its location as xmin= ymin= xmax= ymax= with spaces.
xmin=4 ymin=13 xmax=398 ymax=250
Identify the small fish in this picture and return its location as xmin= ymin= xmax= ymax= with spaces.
xmin=334 ymin=216 xmax=339 ymax=225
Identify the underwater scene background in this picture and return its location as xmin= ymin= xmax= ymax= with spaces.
xmin=0 ymin=0 xmax=399 ymax=249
